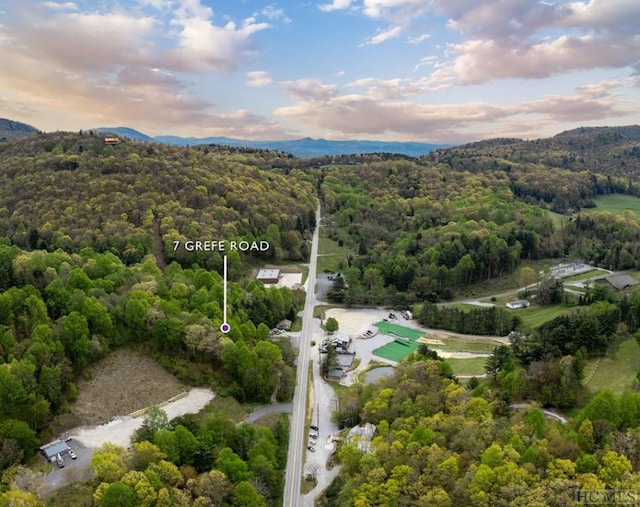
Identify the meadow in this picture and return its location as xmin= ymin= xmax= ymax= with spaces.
xmin=587 ymin=194 xmax=640 ymax=216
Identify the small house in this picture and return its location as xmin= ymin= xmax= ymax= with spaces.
xmin=40 ymin=439 xmax=70 ymax=462
xmin=104 ymin=137 xmax=120 ymax=145
xmin=506 ymin=300 xmax=530 ymax=309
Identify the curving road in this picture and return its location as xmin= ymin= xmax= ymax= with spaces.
xmin=283 ymin=208 xmax=321 ymax=507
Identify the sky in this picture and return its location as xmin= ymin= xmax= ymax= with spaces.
xmin=0 ymin=0 xmax=639 ymax=143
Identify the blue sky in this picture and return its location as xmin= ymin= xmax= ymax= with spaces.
xmin=1 ymin=0 xmax=639 ymax=142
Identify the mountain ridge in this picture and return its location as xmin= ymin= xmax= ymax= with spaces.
xmin=94 ymin=126 xmax=450 ymax=157
xmin=0 ymin=118 xmax=39 ymax=141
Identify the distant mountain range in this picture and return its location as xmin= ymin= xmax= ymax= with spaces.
xmin=94 ymin=127 xmax=450 ymax=157
xmin=0 ymin=118 xmax=39 ymax=141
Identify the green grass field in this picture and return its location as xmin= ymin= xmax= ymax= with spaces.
xmin=584 ymin=338 xmax=640 ymax=396
xmin=588 ymin=194 xmax=640 ymax=216
xmin=445 ymin=358 xmax=487 ymax=376
xmin=433 ymin=336 xmax=503 ymax=354
xmin=547 ymin=210 xmax=569 ymax=227
xmin=317 ymin=226 xmax=351 ymax=273
xmin=513 ymin=303 xmax=578 ymax=329
xmin=441 ymin=301 xmax=577 ymax=329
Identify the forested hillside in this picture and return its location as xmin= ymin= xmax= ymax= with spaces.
xmin=319 ymin=126 xmax=640 ymax=304
xmin=0 ymin=131 xmax=313 ymax=505
xmin=0 ymin=131 xmax=317 ymax=269
xmin=0 ymin=119 xmax=39 ymax=142
xmin=322 ymin=355 xmax=640 ymax=506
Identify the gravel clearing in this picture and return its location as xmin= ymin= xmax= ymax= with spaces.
xmin=71 ymin=348 xmax=186 ymax=426
xmin=70 ymin=388 xmax=215 ymax=448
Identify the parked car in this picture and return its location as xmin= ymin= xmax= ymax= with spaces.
xmin=68 ymin=449 xmax=77 ymax=459
xmin=307 ymin=445 xmax=315 ymax=452
xmin=310 ymin=425 xmax=319 ymax=431
xmin=309 ymin=433 xmax=318 ymax=439
xmin=56 ymin=454 xmax=64 ymax=468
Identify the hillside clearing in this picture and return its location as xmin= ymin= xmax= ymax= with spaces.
xmin=70 ymin=348 xmax=185 ymax=426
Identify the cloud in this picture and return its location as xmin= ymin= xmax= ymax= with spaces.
xmin=319 ymin=0 xmax=355 ymax=13
xmin=3 ymin=0 xmax=272 ymax=76
xmin=280 ymin=78 xmax=339 ymax=101
xmin=321 ymin=0 xmax=640 ymax=85
xmin=164 ymin=2 xmax=271 ymax=72
xmin=273 ymin=75 xmax=636 ymax=142
xmin=516 ymin=81 xmax=630 ymax=122
xmin=41 ymin=1 xmax=78 ymax=10
xmin=262 ymin=4 xmax=292 ymax=23
xmin=3 ymin=4 xmax=158 ymax=75
xmin=246 ymin=70 xmax=274 ymax=87
xmin=362 ymin=25 xmax=402 ymax=45
xmin=447 ymin=35 xmax=640 ymax=84
xmin=407 ymin=33 xmax=430 ymax=44
xmin=0 ymin=0 xmax=289 ymax=139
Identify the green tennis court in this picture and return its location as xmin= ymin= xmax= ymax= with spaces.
xmin=373 ymin=321 xmax=424 ymax=362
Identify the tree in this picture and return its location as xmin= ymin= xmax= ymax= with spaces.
xmin=135 ymin=406 xmax=170 ymax=443
xmin=231 ymin=481 xmax=267 ymax=507
xmin=102 ymin=482 xmax=138 ymax=507
xmin=536 ymin=276 xmax=563 ymax=305
xmin=324 ymin=317 xmax=339 ymax=334
xmin=519 ymin=266 xmax=536 ymax=296
xmin=60 ymin=311 xmax=90 ymax=368
xmin=186 ymin=470 xmax=232 ymax=507
xmin=91 ymin=446 xmax=127 ymax=483
xmin=216 ymin=448 xmax=251 ymax=484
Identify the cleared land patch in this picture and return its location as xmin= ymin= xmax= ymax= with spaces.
xmin=317 ymin=227 xmax=350 ymax=273
xmin=584 ymin=338 xmax=640 ymax=396
xmin=71 ymin=348 xmax=185 ymax=426
xmin=587 ymin=194 xmax=640 ymax=216
xmin=514 ymin=303 xmax=578 ymax=329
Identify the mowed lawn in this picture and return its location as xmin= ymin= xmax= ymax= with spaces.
xmin=512 ymin=303 xmax=579 ymax=329
xmin=588 ymin=194 xmax=640 ymax=216
xmin=317 ymin=227 xmax=351 ymax=273
xmin=445 ymin=357 xmax=487 ymax=376
xmin=441 ymin=301 xmax=578 ymax=329
xmin=585 ymin=338 xmax=640 ymax=396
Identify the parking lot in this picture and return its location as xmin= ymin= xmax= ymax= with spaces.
xmin=42 ymin=438 xmax=93 ymax=494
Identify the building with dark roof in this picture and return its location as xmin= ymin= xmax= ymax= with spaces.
xmin=596 ymin=274 xmax=639 ymax=291
xmin=40 ymin=439 xmax=70 ymax=462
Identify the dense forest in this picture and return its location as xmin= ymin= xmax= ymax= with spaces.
xmin=0 ymin=132 xmax=316 ymax=504
xmin=320 ymin=126 xmax=640 ymax=304
xmin=0 ymin=131 xmax=318 ymax=269
xmin=0 ymin=242 xmax=299 ymax=461
xmin=322 ymin=355 xmax=640 ymax=506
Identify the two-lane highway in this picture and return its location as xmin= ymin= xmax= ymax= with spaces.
xmin=283 ymin=208 xmax=321 ymax=506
